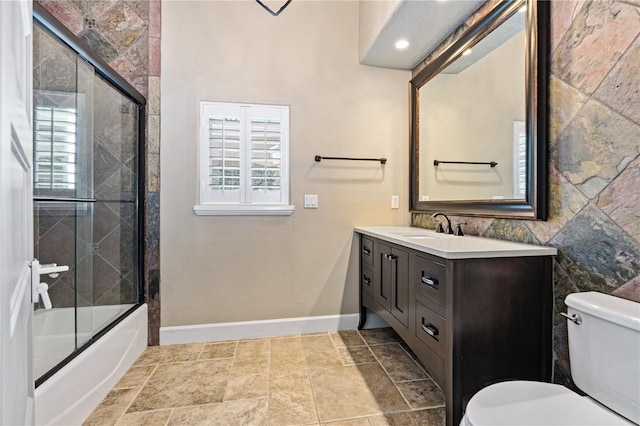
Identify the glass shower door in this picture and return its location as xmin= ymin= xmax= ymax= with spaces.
xmin=89 ymin=73 xmax=140 ymax=337
xmin=32 ymin=17 xmax=141 ymax=384
xmin=32 ymin=23 xmax=96 ymax=378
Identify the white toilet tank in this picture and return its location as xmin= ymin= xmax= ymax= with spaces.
xmin=565 ymin=292 xmax=640 ymax=424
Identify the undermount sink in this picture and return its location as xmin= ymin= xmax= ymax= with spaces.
xmin=405 ymin=235 xmax=438 ymax=240
xmin=392 ymin=232 xmax=444 ymax=239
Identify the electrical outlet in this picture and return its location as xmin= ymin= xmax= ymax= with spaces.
xmin=391 ymin=195 xmax=399 ymax=209
xmin=304 ymin=194 xmax=318 ymax=208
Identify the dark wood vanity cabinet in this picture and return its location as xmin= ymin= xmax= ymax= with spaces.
xmin=359 ymin=235 xmax=553 ymax=426
xmin=374 ymin=242 xmax=409 ymax=328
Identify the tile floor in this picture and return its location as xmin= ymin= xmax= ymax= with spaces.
xmin=84 ymin=328 xmax=445 ymax=425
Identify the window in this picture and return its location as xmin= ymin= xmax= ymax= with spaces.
xmin=195 ymin=101 xmax=293 ymax=215
xmin=34 ymin=105 xmax=77 ymax=191
xmin=513 ymin=120 xmax=527 ymax=199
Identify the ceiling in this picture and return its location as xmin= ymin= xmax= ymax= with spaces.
xmin=442 ymin=8 xmax=525 ymax=74
xmin=360 ymin=0 xmax=485 ymax=70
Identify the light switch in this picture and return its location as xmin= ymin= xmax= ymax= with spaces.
xmin=391 ymin=195 xmax=399 ymax=209
xmin=304 ymin=194 xmax=318 ymax=208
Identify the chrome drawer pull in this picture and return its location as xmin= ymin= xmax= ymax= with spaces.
xmin=421 ymin=320 xmax=439 ymax=339
xmin=421 ymin=274 xmax=439 ymax=289
xmin=560 ymin=312 xmax=582 ymax=325
xmin=363 ymin=247 xmax=371 ymax=256
xmin=363 ymin=276 xmax=371 ymax=285
xmin=385 ymin=254 xmax=397 ymax=261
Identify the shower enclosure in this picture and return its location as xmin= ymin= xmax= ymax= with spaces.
xmin=32 ymin=6 xmax=145 ymax=385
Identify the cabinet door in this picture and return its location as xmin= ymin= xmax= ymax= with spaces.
xmin=375 ymin=243 xmax=392 ymax=312
xmin=390 ymin=247 xmax=409 ymax=327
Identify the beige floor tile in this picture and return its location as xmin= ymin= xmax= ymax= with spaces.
xmin=369 ymin=408 xmax=445 ymax=426
xmin=116 ymin=409 xmax=172 ymax=426
xmin=330 ymin=330 xmax=365 ymax=348
xmin=369 ymin=344 xmax=427 ymax=382
xmin=168 ymin=398 xmax=268 ymax=426
xmin=322 ymin=418 xmax=372 ymax=425
xmin=270 ymin=370 xmax=319 ymax=426
xmin=83 ymin=388 xmax=139 ymax=426
xmin=134 ymin=343 xmax=204 ymax=366
xmin=230 ymin=339 xmax=269 ymax=375
xmin=127 ymin=359 xmax=232 ymax=412
xmin=395 ymin=379 xmax=445 ymax=409
xmin=223 ymin=372 xmax=269 ymax=401
xmin=114 ymin=365 xmax=157 ymax=389
xmin=309 ymin=363 xmax=409 ymax=423
xmin=91 ymin=328 xmax=447 ymax=426
xmin=338 ymin=346 xmax=376 ymax=365
xmin=199 ymin=341 xmax=237 ymax=359
xmin=358 ymin=328 xmax=403 ymax=346
xmin=271 ymin=334 xmax=342 ymax=372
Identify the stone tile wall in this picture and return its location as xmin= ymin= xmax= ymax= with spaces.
xmin=40 ymin=0 xmax=161 ymax=345
xmin=412 ymin=0 xmax=640 ymax=387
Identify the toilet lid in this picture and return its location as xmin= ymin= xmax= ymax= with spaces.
xmin=463 ymin=381 xmax=633 ymax=426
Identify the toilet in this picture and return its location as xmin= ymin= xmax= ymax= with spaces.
xmin=461 ymin=291 xmax=640 ymax=425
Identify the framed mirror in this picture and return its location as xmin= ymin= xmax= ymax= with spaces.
xmin=410 ymin=0 xmax=549 ymax=219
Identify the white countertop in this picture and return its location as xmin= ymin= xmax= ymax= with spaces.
xmin=355 ymin=226 xmax=557 ymax=259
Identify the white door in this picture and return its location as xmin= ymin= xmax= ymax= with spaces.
xmin=0 ymin=0 xmax=35 ymax=424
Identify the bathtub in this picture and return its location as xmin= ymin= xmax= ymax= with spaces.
xmin=34 ymin=304 xmax=147 ymax=425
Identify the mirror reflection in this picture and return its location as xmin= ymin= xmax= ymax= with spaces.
xmin=410 ymin=0 xmax=548 ymax=219
xmin=418 ymin=9 xmax=526 ymax=202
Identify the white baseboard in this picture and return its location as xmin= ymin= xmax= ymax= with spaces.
xmin=160 ymin=312 xmax=388 ymax=345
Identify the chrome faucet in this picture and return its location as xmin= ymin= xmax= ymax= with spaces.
xmin=432 ymin=212 xmax=453 ymax=234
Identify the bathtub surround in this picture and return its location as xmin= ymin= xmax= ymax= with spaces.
xmin=40 ymin=0 xmax=162 ymax=345
xmin=161 ymin=2 xmax=409 ymax=327
xmin=34 ymin=304 xmax=147 ymax=425
xmin=412 ymin=0 xmax=640 ymax=388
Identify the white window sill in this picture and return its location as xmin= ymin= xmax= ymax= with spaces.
xmin=194 ymin=204 xmax=295 ymax=216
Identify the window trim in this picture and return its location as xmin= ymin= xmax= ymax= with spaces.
xmin=194 ymin=101 xmax=294 ymax=216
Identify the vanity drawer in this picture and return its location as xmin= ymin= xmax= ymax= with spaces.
xmin=362 ymin=266 xmax=373 ymax=296
xmin=362 ymin=237 xmax=374 ymax=267
xmin=412 ymin=336 xmax=445 ymax=389
xmin=416 ymin=301 xmax=446 ymax=359
xmin=415 ymin=255 xmax=446 ymax=310
xmin=362 ymin=287 xmax=375 ymax=310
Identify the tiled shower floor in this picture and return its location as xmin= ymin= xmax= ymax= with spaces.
xmin=84 ymin=328 xmax=445 ymax=425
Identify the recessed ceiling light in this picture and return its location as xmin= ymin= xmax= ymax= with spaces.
xmin=463 ymin=49 xmax=472 ymax=56
xmin=395 ymin=39 xmax=410 ymax=50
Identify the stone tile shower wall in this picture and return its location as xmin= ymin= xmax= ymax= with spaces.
xmin=40 ymin=0 xmax=161 ymax=345
xmin=412 ymin=0 xmax=640 ymax=387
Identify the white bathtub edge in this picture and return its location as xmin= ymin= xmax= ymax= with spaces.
xmin=160 ymin=312 xmax=388 ymax=345
xmin=35 ymin=304 xmax=148 ymax=425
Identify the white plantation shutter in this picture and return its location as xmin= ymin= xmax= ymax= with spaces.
xmin=513 ymin=120 xmax=526 ymax=198
xmin=204 ymin=104 xmax=242 ymax=203
xmin=248 ymin=106 xmax=286 ymax=203
xmin=197 ymin=101 xmax=291 ymax=215
xmin=33 ymin=105 xmax=77 ymax=190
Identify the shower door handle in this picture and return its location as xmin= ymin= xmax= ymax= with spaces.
xmin=30 ymin=259 xmax=63 ymax=308
xmin=31 ymin=259 xmax=41 ymax=303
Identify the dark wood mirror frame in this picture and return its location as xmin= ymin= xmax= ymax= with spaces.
xmin=410 ymin=0 xmax=549 ymax=220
